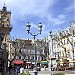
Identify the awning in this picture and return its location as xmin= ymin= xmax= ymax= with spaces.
xmin=13 ymin=60 xmax=24 ymax=65
xmin=37 ymin=61 xmax=41 ymax=64
xmin=37 ymin=62 xmax=40 ymax=64
xmin=60 ymin=61 xmax=64 ymax=64
xmin=41 ymin=61 xmax=48 ymax=64
xmin=60 ymin=59 xmax=69 ymax=64
xmin=51 ymin=57 xmax=56 ymax=60
xmin=26 ymin=62 xmax=32 ymax=64
xmin=60 ymin=61 xmax=69 ymax=64
xmin=69 ymin=59 xmax=75 ymax=63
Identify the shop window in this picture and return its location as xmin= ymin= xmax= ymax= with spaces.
xmin=74 ymin=42 xmax=75 ymax=47
xmin=32 ymin=56 xmax=34 ymax=59
xmin=64 ymin=39 xmax=65 ymax=44
xmin=67 ymin=39 xmax=69 ymax=44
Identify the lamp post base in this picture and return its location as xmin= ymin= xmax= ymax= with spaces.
xmin=34 ymin=70 xmax=38 ymax=75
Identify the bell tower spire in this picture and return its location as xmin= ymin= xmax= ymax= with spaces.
xmin=2 ymin=2 xmax=7 ymax=11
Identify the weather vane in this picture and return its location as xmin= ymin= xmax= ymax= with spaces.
xmin=4 ymin=0 xmax=6 ymax=5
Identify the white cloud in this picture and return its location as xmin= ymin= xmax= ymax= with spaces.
xmin=0 ymin=0 xmax=73 ymax=38
xmin=30 ymin=22 xmax=38 ymax=29
xmin=3 ymin=0 xmax=56 ymax=17
xmin=0 ymin=0 xmax=55 ymax=25
xmin=47 ymin=14 xmax=66 ymax=25
xmin=64 ymin=5 xmax=74 ymax=13
xmin=0 ymin=0 xmax=72 ymax=23
xmin=1 ymin=0 xmax=65 ymax=26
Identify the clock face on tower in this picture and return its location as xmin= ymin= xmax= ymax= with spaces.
xmin=1 ymin=15 xmax=7 ymax=22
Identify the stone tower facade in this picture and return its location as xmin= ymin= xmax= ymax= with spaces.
xmin=0 ymin=4 xmax=12 ymax=50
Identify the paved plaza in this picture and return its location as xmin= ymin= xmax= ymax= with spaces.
xmin=29 ymin=70 xmax=75 ymax=75
xmin=1 ymin=69 xmax=75 ymax=75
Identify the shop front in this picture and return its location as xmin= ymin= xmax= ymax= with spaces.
xmin=41 ymin=60 xmax=48 ymax=68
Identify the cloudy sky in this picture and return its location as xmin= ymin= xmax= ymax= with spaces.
xmin=0 ymin=0 xmax=74 ymax=39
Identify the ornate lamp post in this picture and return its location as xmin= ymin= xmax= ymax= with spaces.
xmin=26 ymin=22 xmax=42 ymax=75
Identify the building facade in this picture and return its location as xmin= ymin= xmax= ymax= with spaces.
xmin=48 ymin=22 xmax=75 ymax=70
xmin=0 ymin=4 xmax=12 ymax=50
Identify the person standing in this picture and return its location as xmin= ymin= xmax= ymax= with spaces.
xmin=15 ymin=66 xmax=20 ymax=74
xmin=20 ymin=66 xmax=24 ymax=74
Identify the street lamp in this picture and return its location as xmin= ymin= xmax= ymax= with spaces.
xmin=26 ymin=22 xmax=42 ymax=75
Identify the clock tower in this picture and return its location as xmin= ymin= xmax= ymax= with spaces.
xmin=0 ymin=3 xmax=12 ymax=49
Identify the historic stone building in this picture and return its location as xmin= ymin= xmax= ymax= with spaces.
xmin=48 ymin=22 xmax=75 ymax=70
xmin=0 ymin=4 xmax=12 ymax=50
xmin=0 ymin=4 xmax=12 ymax=72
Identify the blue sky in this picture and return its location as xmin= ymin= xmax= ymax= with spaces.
xmin=0 ymin=0 xmax=74 ymax=39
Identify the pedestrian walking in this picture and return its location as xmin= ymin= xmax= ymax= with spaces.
xmin=44 ymin=66 xmax=46 ymax=71
xmin=15 ymin=66 xmax=20 ymax=74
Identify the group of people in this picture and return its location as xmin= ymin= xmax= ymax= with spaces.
xmin=15 ymin=65 xmax=24 ymax=74
xmin=8 ymin=64 xmax=24 ymax=75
